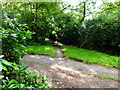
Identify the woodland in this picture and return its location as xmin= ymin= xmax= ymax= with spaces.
xmin=0 ymin=0 xmax=119 ymax=88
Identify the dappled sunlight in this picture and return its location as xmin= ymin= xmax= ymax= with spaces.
xmin=36 ymin=56 xmax=40 ymax=59
xmin=62 ymin=48 xmax=67 ymax=51
xmin=58 ymin=58 xmax=63 ymax=60
xmin=89 ymin=69 xmax=97 ymax=74
xmin=50 ymin=65 xmax=86 ymax=77
xmin=58 ymin=72 xmax=72 ymax=79
xmin=30 ymin=55 xmax=36 ymax=58
xmin=23 ymin=55 xmax=119 ymax=88
xmin=23 ymin=55 xmax=118 ymax=79
xmin=25 ymin=45 xmax=56 ymax=56
xmin=49 ymin=58 xmax=55 ymax=61
xmin=45 ymin=47 xmax=51 ymax=50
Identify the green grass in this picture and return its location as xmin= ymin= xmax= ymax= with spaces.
xmin=25 ymin=45 xmax=56 ymax=56
xmin=81 ymin=71 xmax=120 ymax=81
xmin=61 ymin=46 xmax=119 ymax=68
xmin=95 ymin=75 xmax=120 ymax=81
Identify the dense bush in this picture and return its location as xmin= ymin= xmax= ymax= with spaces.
xmin=2 ymin=27 xmax=33 ymax=63
xmin=55 ymin=26 xmax=84 ymax=46
xmin=81 ymin=13 xmax=120 ymax=55
xmin=49 ymin=12 xmax=85 ymax=46
xmin=1 ymin=11 xmax=50 ymax=88
xmin=56 ymin=14 xmax=120 ymax=55
xmin=0 ymin=61 xmax=50 ymax=88
xmin=50 ymin=1 xmax=120 ymax=56
xmin=15 ymin=2 xmax=61 ymax=44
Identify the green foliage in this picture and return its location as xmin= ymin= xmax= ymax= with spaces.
xmin=1 ymin=63 xmax=50 ymax=88
xmin=0 ymin=56 xmax=17 ymax=80
xmin=1 ymin=10 xmax=50 ymax=88
xmin=49 ymin=12 xmax=84 ymax=45
xmin=50 ymin=1 xmax=119 ymax=56
xmin=2 ymin=9 xmax=34 ymax=63
xmin=2 ymin=27 xmax=33 ymax=63
xmin=0 ymin=59 xmax=15 ymax=72
xmin=49 ymin=0 xmax=97 ymax=45
xmin=82 ymin=11 xmax=120 ymax=55
xmin=54 ymin=26 xmax=82 ymax=45
xmin=2 ymin=1 xmax=119 ymax=56
xmin=2 ymin=2 xmax=61 ymax=44
xmin=25 ymin=45 xmax=56 ymax=56
xmin=100 ymin=1 xmax=119 ymax=14
xmin=0 ymin=55 xmax=50 ymax=88
xmin=61 ymin=46 xmax=119 ymax=68
xmin=52 ymin=1 xmax=120 ymax=56
xmin=1 ymin=1 xmax=119 ymax=88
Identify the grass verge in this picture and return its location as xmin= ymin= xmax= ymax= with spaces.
xmin=81 ymin=71 xmax=120 ymax=81
xmin=61 ymin=46 xmax=119 ymax=68
xmin=25 ymin=45 xmax=56 ymax=56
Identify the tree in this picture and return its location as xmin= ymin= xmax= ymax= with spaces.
xmin=81 ymin=1 xmax=120 ymax=55
xmin=2 ymin=2 xmax=61 ymax=44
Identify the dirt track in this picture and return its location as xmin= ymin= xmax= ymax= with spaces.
xmin=22 ymin=46 xmax=119 ymax=88
xmin=23 ymin=55 xmax=119 ymax=88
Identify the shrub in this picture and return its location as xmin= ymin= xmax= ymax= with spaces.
xmin=1 ymin=11 xmax=50 ymax=88
xmin=82 ymin=14 xmax=120 ymax=55
xmin=1 ymin=61 xmax=50 ymax=88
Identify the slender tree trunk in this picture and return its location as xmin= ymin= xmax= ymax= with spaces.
xmin=75 ymin=2 xmax=86 ymax=27
xmin=80 ymin=2 xmax=86 ymax=23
